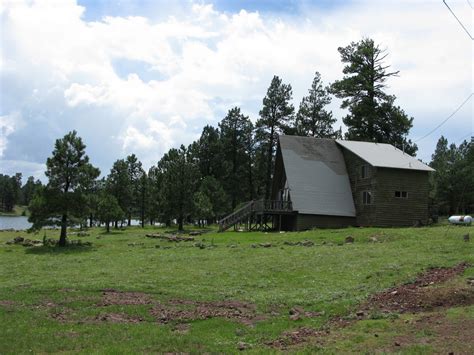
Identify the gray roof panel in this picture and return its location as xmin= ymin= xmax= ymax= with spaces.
xmin=279 ymin=136 xmax=356 ymax=217
xmin=336 ymin=140 xmax=434 ymax=171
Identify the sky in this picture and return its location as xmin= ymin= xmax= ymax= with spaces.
xmin=0 ymin=0 xmax=473 ymax=182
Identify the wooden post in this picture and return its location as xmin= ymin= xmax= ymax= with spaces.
xmin=279 ymin=214 xmax=282 ymax=232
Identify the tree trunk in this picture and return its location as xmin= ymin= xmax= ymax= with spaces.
xmin=89 ymin=214 xmax=93 ymax=228
xmin=265 ymin=126 xmax=275 ymax=200
xmin=59 ymin=213 xmax=67 ymax=247
xmin=106 ymin=221 xmax=110 ymax=233
xmin=178 ymin=216 xmax=183 ymax=231
xmin=114 ymin=220 xmax=118 ymax=229
xmin=128 ymin=214 xmax=131 ymax=226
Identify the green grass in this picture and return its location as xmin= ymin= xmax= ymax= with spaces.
xmin=0 ymin=224 xmax=473 ymax=353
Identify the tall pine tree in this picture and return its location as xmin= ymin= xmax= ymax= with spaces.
xmin=330 ymin=38 xmax=417 ymax=154
xmin=256 ymin=75 xmax=295 ymax=199
xmin=219 ymin=107 xmax=254 ymax=208
xmin=296 ymin=72 xmax=338 ymax=138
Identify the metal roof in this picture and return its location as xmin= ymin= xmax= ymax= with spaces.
xmin=336 ymin=140 xmax=434 ymax=171
xmin=279 ymin=135 xmax=356 ymax=217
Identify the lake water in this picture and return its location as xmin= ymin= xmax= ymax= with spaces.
xmin=0 ymin=216 xmax=149 ymax=230
xmin=0 ymin=216 xmax=32 ymax=230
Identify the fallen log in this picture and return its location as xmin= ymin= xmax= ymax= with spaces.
xmin=146 ymin=234 xmax=195 ymax=242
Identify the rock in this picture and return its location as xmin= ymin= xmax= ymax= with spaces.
xmin=356 ymin=310 xmax=364 ymax=317
xmin=394 ymin=341 xmax=401 ymax=347
xmin=463 ymin=234 xmax=470 ymax=242
xmin=21 ymin=239 xmax=34 ymax=247
xmin=194 ymin=242 xmax=206 ymax=249
xmin=289 ymin=306 xmax=304 ymax=315
xmin=13 ymin=236 xmax=25 ymax=244
xmin=251 ymin=244 xmax=257 ymax=248
xmin=189 ymin=231 xmax=202 ymax=236
xmin=369 ymin=236 xmax=378 ymax=243
xmin=345 ymin=236 xmax=354 ymax=243
xmin=237 ymin=341 xmax=249 ymax=351
xmin=300 ymin=240 xmax=314 ymax=247
xmin=146 ymin=234 xmax=194 ymax=242
xmin=289 ymin=313 xmax=301 ymax=321
xmin=259 ymin=243 xmax=272 ymax=248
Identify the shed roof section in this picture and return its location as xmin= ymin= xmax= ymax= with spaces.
xmin=279 ymin=135 xmax=356 ymax=217
xmin=336 ymin=140 xmax=434 ymax=171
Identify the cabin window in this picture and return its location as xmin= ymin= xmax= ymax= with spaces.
xmin=395 ymin=191 xmax=408 ymax=198
xmin=362 ymin=191 xmax=372 ymax=205
xmin=361 ymin=165 xmax=370 ymax=179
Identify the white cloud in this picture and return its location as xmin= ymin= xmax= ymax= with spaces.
xmin=0 ymin=112 xmax=22 ymax=158
xmin=0 ymin=0 xmax=471 ymax=177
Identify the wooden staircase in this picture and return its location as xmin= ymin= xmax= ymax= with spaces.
xmin=218 ymin=199 xmax=293 ymax=232
xmin=218 ymin=201 xmax=255 ymax=232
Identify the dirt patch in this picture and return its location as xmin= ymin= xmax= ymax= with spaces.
xmin=268 ymin=262 xmax=473 ymax=350
xmin=97 ymin=289 xmax=154 ymax=306
xmin=94 ymin=313 xmax=144 ymax=323
xmin=150 ymin=299 xmax=264 ymax=325
xmin=0 ymin=300 xmax=16 ymax=308
xmin=267 ymin=327 xmax=327 ymax=348
xmin=387 ymin=313 xmax=474 ymax=354
xmin=362 ymin=262 xmax=473 ymax=313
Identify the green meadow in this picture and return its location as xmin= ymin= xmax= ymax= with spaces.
xmin=0 ymin=224 xmax=473 ymax=353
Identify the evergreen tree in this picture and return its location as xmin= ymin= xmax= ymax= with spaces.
xmin=0 ymin=173 xmax=22 ymax=212
xmin=191 ymin=125 xmax=223 ymax=179
xmin=256 ymin=75 xmax=295 ymax=199
xmin=21 ymin=176 xmax=42 ymax=206
xmin=29 ymin=131 xmax=100 ymax=246
xmin=126 ymin=154 xmax=145 ymax=226
xmin=97 ymin=193 xmax=124 ymax=233
xmin=219 ymin=107 xmax=254 ymax=208
xmin=198 ymin=176 xmax=230 ymax=221
xmin=158 ymin=145 xmax=199 ymax=231
xmin=106 ymin=159 xmax=131 ymax=227
xmin=330 ymin=38 xmax=417 ymax=154
xmin=296 ymin=72 xmax=337 ymax=138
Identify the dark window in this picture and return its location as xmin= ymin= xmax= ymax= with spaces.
xmin=395 ymin=191 xmax=408 ymax=198
xmin=361 ymin=165 xmax=369 ymax=179
xmin=362 ymin=191 xmax=372 ymax=205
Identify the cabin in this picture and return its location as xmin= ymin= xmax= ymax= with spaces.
xmin=218 ymin=135 xmax=434 ymax=232
xmin=270 ymin=135 xmax=434 ymax=230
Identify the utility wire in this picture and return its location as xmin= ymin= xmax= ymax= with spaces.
xmin=467 ymin=0 xmax=474 ymax=10
xmin=414 ymin=93 xmax=473 ymax=143
xmin=443 ymin=0 xmax=474 ymax=40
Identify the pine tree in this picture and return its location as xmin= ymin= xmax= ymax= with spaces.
xmin=219 ymin=107 xmax=254 ymax=208
xmin=296 ymin=72 xmax=337 ymax=138
xmin=158 ymin=145 xmax=200 ymax=231
xmin=330 ymin=38 xmax=417 ymax=154
xmin=29 ymin=131 xmax=100 ymax=246
xmin=256 ymin=75 xmax=295 ymax=199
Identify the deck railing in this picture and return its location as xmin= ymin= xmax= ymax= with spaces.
xmin=218 ymin=199 xmax=293 ymax=232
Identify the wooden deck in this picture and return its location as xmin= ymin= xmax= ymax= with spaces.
xmin=218 ymin=199 xmax=293 ymax=232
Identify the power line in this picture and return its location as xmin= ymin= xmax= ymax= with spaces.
xmin=467 ymin=0 xmax=474 ymax=10
xmin=443 ymin=0 xmax=474 ymax=40
xmin=414 ymin=93 xmax=473 ymax=143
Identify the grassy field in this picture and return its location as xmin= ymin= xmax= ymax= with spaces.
xmin=0 ymin=224 xmax=473 ymax=353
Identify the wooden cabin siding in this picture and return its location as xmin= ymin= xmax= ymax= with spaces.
xmin=296 ymin=214 xmax=356 ymax=230
xmin=375 ymin=168 xmax=430 ymax=226
xmin=340 ymin=148 xmax=377 ymax=226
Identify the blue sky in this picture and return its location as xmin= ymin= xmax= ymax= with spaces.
xmin=0 ymin=0 xmax=472 ymax=181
